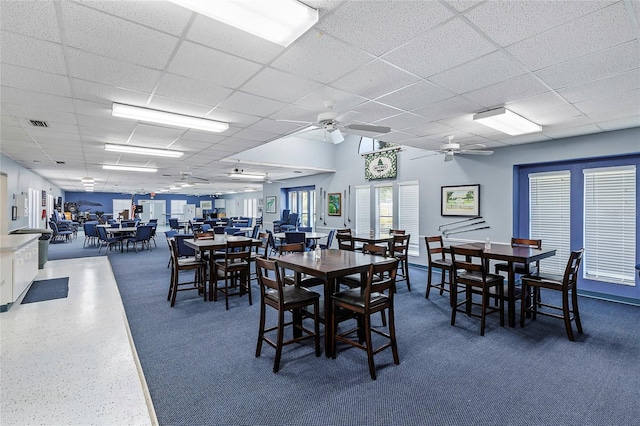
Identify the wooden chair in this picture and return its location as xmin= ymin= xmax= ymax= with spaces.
xmin=255 ymin=257 xmax=321 ymax=373
xmin=249 ymin=231 xmax=270 ymax=282
xmin=392 ymin=234 xmax=411 ymax=291
xmin=277 ymin=243 xmax=324 ymax=288
xmin=168 ymin=238 xmax=207 ymax=307
xmin=389 ymin=229 xmax=405 ymax=235
xmin=336 ymin=233 xmax=354 ymax=251
xmin=450 ymin=246 xmax=505 ymax=336
xmin=520 ymin=249 xmax=585 ymax=341
xmin=494 ymin=238 xmax=542 ymax=275
xmin=331 ymin=258 xmax=400 ymax=380
xmin=425 ymin=236 xmax=454 ymax=304
xmin=336 ymin=228 xmax=352 ymax=235
xmin=212 ymin=239 xmax=253 ymax=310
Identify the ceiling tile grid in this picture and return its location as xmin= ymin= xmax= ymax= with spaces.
xmin=0 ymin=0 xmax=637 ymax=195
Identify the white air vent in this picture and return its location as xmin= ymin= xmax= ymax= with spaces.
xmin=29 ymin=120 xmax=48 ymax=127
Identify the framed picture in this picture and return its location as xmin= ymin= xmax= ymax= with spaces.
xmin=200 ymin=200 xmax=212 ymax=209
xmin=441 ymin=184 xmax=480 ymax=217
xmin=265 ymin=196 xmax=276 ymax=214
xmin=327 ymin=192 xmax=342 ymax=216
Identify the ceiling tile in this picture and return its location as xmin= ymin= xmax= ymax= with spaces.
xmin=597 ymin=116 xmax=640 ymax=131
xmin=232 ymin=128 xmax=278 ymax=142
xmin=348 ymin=101 xmax=404 ymax=123
xmin=430 ymin=51 xmax=525 ymax=94
xmin=75 ymin=0 xmax=193 ymax=36
xmin=62 ymin=1 xmax=179 ymax=70
xmin=70 ymin=78 xmax=150 ymax=106
xmin=154 ymin=73 xmax=233 ymax=108
xmin=147 ymin=96 xmax=214 ymax=118
xmin=331 ymin=59 xmax=420 ymax=100
xmin=168 ymin=41 xmax=262 ymax=89
xmin=543 ymin=124 xmax=603 ymax=139
xmin=506 ymin=2 xmax=634 ymax=71
xmin=0 ymin=0 xmax=60 ymax=42
xmin=373 ymin=113 xmax=428 ymax=131
xmin=243 ymin=119 xmax=302 ymax=135
xmin=4 ymin=103 xmax=77 ymax=125
xmin=1 ymin=31 xmax=67 ymax=74
xmin=293 ymin=88 xmax=367 ymax=114
xmin=535 ymin=41 xmax=639 ymax=90
xmin=465 ymin=0 xmax=614 ymax=46
xmin=412 ymin=96 xmax=483 ymax=122
xmin=271 ymin=30 xmax=373 ymax=84
xmin=317 ymin=1 xmax=453 ymax=56
xmin=383 ymin=18 xmax=496 ymax=78
xmin=376 ymin=80 xmax=455 ymax=112
xmin=66 ymin=48 xmax=161 ymax=92
xmin=0 ymin=87 xmax=75 ymax=113
xmin=558 ymin=68 xmax=640 ymax=104
xmin=1 ymin=64 xmax=72 ymax=97
xmin=218 ymin=92 xmax=286 ymax=117
xmin=240 ymin=67 xmax=322 ymax=103
xmin=463 ymin=74 xmax=550 ymax=108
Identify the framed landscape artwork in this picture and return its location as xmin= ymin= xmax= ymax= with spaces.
xmin=265 ymin=196 xmax=276 ymax=214
xmin=441 ymin=184 xmax=480 ymax=217
xmin=328 ymin=193 xmax=341 ymax=216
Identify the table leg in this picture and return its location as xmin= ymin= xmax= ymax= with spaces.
xmin=508 ymin=263 xmax=515 ymax=327
xmin=324 ymin=277 xmax=334 ymax=358
xmin=208 ymin=249 xmax=215 ymax=301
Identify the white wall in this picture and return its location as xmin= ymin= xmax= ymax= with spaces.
xmin=0 ymin=154 xmax=64 ymax=233
xmin=263 ymin=127 xmax=640 ymax=266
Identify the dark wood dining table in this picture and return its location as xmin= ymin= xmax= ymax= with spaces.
xmin=276 ymin=248 xmax=390 ymax=356
xmin=184 ymin=235 xmax=261 ymax=300
xmin=350 ymin=232 xmax=395 ymax=253
xmin=450 ymin=241 xmax=557 ymax=327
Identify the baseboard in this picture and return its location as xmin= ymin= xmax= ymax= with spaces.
xmin=578 ymin=290 xmax=640 ymax=307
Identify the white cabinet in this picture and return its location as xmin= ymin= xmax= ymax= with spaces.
xmin=0 ymin=235 xmax=39 ymax=311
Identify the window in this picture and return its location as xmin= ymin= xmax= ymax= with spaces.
xmin=398 ymin=181 xmax=419 ymax=256
xmin=529 ymin=171 xmax=571 ymax=274
xmin=244 ymin=198 xmax=258 ymax=217
xmin=170 ymin=200 xmax=186 ymax=219
xmin=355 ymin=185 xmax=370 ymax=234
xmin=375 ymin=184 xmax=393 ymax=235
xmin=583 ymin=166 xmax=636 ymax=285
xmin=28 ymin=188 xmax=39 ymax=228
xmin=285 ymin=186 xmax=315 ymax=227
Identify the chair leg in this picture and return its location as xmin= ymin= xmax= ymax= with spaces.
xmin=562 ymin=288 xmax=575 ymax=341
xmin=404 ymin=257 xmax=411 ymax=291
xmin=450 ymin=283 xmax=458 ymax=326
xmin=480 ymin=288 xmax=488 ymax=336
xmin=389 ymin=305 xmax=399 ymax=366
xmin=572 ymin=287 xmax=583 ymax=334
xmin=314 ymin=301 xmax=321 ymax=357
xmin=364 ymin=314 xmax=376 ymax=380
xmin=425 ymin=267 xmax=432 ymax=299
xmin=274 ymin=309 xmax=285 ymax=373
xmin=255 ymin=304 xmax=265 ymax=358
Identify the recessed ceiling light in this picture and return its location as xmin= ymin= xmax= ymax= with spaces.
xmin=473 ymin=107 xmax=542 ymax=136
xmin=105 ymin=143 xmax=183 ymax=158
xmin=102 ymin=164 xmax=157 ymax=173
xmin=167 ymin=0 xmax=318 ymax=47
xmin=112 ymin=103 xmax=228 ymax=133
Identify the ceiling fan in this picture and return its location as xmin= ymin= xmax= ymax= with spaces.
xmin=280 ymin=100 xmax=392 ymax=143
xmin=164 ymin=169 xmax=210 ymax=185
xmin=412 ymin=136 xmax=494 ymax=162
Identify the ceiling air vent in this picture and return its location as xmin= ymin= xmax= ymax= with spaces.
xmin=29 ymin=120 xmax=49 ymax=128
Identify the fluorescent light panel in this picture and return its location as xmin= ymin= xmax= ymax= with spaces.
xmin=112 ymin=103 xmax=228 ymax=133
xmin=102 ymin=165 xmax=157 ymax=173
xmin=105 ymin=143 xmax=183 ymax=158
xmin=167 ymin=0 xmax=318 ymax=47
xmin=473 ymin=107 xmax=542 ymax=136
xmin=228 ymin=173 xmax=264 ymax=180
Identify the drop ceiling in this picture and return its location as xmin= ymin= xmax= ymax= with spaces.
xmin=1 ymin=0 xmax=638 ymax=195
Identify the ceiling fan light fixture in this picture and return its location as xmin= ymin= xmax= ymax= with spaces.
xmin=444 ymin=151 xmax=454 ymax=162
xmin=329 ymin=129 xmax=344 ymax=144
xmin=167 ymin=0 xmax=318 ymax=47
xmin=105 ymin=143 xmax=183 ymax=158
xmin=473 ymin=107 xmax=541 ymax=136
xmin=228 ymin=172 xmax=265 ymax=180
xmin=102 ymin=164 xmax=157 ymax=173
xmin=112 ymin=103 xmax=228 ymax=133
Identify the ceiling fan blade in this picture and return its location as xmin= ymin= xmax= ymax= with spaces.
xmin=276 ymin=119 xmax=313 ymax=124
xmin=458 ymin=149 xmax=494 ymax=155
xmin=343 ymin=124 xmax=391 ymax=134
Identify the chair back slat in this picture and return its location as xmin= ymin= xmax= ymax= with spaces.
xmin=450 ymin=246 xmax=484 ymax=275
xmin=425 ymin=236 xmax=447 ymax=261
xmin=367 ymin=259 xmax=399 ymax=306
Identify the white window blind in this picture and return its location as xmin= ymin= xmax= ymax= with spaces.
xmin=529 ymin=171 xmax=571 ymax=274
xmin=398 ymin=181 xmax=419 ymax=256
xmin=355 ymin=185 xmax=370 ymax=235
xmin=375 ymin=184 xmax=393 ymax=235
xmin=583 ymin=166 xmax=636 ymax=285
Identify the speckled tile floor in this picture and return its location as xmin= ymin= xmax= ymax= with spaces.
xmin=0 ymin=257 xmax=156 ymax=425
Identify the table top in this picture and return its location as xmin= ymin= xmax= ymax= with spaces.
xmin=450 ymin=241 xmax=556 ymax=263
xmin=273 ymin=231 xmax=328 ymax=240
xmin=184 ymin=235 xmax=259 ymax=251
xmin=276 ymin=248 xmax=391 ymax=278
xmin=351 ymin=232 xmax=395 ymax=243
xmin=104 ymin=227 xmax=138 ymax=233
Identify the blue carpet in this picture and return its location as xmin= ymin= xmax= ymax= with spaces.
xmin=55 ymin=234 xmax=640 ymax=425
xmin=21 ymin=277 xmax=69 ymax=304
